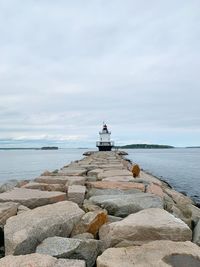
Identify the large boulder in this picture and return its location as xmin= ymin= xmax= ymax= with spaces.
xmin=0 ymin=180 xmax=18 ymax=193
xmin=67 ymin=185 xmax=86 ymax=206
xmin=4 ymin=201 xmax=85 ymax=255
xmin=0 ymin=202 xmax=19 ymax=226
xmin=36 ymin=236 xmax=102 ymax=267
xmin=99 ymin=208 xmax=192 ymax=247
xmin=97 ymin=240 xmax=200 ymax=267
xmin=0 ymin=188 xmax=66 ymax=208
xmin=0 ymin=253 xmax=85 ymax=267
xmin=88 ymin=193 xmax=163 ymax=217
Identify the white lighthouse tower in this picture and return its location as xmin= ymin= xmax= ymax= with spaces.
xmin=96 ymin=123 xmax=114 ymax=151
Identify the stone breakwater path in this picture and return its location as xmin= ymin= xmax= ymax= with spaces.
xmin=0 ymin=151 xmax=200 ymax=267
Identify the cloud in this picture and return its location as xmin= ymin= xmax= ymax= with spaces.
xmin=0 ymin=0 xmax=199 ymax=147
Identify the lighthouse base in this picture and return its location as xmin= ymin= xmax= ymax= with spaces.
xmin=97 ymin=146 xmax=113 ymax=151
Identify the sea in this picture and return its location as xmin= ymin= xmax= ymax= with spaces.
xmin=0 ymin=148 xmax=199 ymax=205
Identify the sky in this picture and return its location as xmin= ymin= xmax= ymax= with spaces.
xmin=0 ymin=0 xmax=200 ymax=148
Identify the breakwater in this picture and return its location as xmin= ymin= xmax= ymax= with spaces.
xmin=0 ymin=151 xmax=200 ymax=266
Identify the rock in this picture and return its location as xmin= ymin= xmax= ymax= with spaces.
xmin=83 ymin=200 xmax=103 ymax=212
xmin=164 ymin=188 xmax=194 ymax=205
xmin=87 ymin=169 xmax=103 ymax=179
xmin=4 ymin=201 xmax=85 ymax=255
xmin=98 ymin=170 xmax=132 ymax=179
xmin=0 ymin=202 xmax=19 ymax=226
xmin=86 ymin=188 xmax=141 ymax=199
xmin=89 ymin=193 xmax=163 ymax=217
xmin=71 ymin=210 xmax=107 ymax=236
xmin=86 ymin=181 xmax=145 ymax=192
xmin=0 ymin=188 xmax=66 ymax=209
xmin=65 ymin=176 xmax=86 ymax=186
xmin=146 ymin=183 xmax=164 ymax=198
xmin=138 ymin=171 xmax=162 ymax=186
xmin=54 ymin=259 xmax=86 ymax=267
xmin=0 ymin=180 xmax=18 ymax=193
xmin=171 ymin=204 xmax=192 ymax=228
xmin=187 ymin=204 xmax=200 ymax=224
xmin=73 ymin=233 xmax=94 ymax=240
xmin=41 ymin=170 xmax=53 ymax=176
xmin=68 ymin=185 xmax=86 ymax=206
xmin=99 ymin=208 xmax=192 ymax=247
xmin=102 ymin=176 xmax=135 ymax=182
xmin=107 ymin=215 xmax=123 ymax=223
xmin=35 ymin=176 xmax=70 ymax=185
xmin=58 ymin=168 xmax=87 ymax=176
xmin=36 ymin=236 xmax=102 ymax=267
xmin=193 ymin=219 xmax=200 ymax=246
xmin=17 ymin=205 xmax=30 ymax=215
xmin=22 ymin=182 xmax=66 ymax=192
xmin=96 ymin=240 xmax=200 ymax=267
xmin=0 ymin=253 xmax=86 ymax=267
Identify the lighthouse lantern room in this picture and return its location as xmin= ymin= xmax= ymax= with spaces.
xmin=96 ymin=123 xmax=114 ymax=151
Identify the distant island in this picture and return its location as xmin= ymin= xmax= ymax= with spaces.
xmin=40 ymin=147 xmax=59 ymax=150
xmin=0 ymin=147 xmax=59 ymax=150
xmin=117 ymin=144 xmax=174 ymax=149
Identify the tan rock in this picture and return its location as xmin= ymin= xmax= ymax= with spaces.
xmin=58 ymin=168 xmax=87 ymax=176
xmin=65 ymin=176 xmax=86 ymax=186
xmin=35 ymin=176 xmax=70 ymax=185
xmin=165 ymin=188 xmax=194 ymax=205
xmin=138 ymin=171 xmax=162 ymax=186
xmin=0 ymin=253 xmax=86 ymax=267
xmin=102 ymin=176 xmax=134 ymax=182
xmin=97 ymin=240 xmax=200 ymax=267
xmin=17 ymin=205 xmax=30 ymax=215
xmin=99 ymin=208 xmax=192 ymax=247
xmin=0 ymin=188 xmax=66 ymax=209
xmin=86 ymin=181 xmax=145 ymax=191
xmin=22 ymin=182 xmax=66 ymax=192
xmin=98 ymin=170 xmax=132 ymax=179
xmin=4 ymin=201 xmax=85 ymax=255
xmin=67 ymin=185 xmax=86 ymax=206
xmin=146 ymin=183 xmax=164 ymax=198
xmin=71 ymin=210 xmax=107 ymax=236
xmin=0 ymin=202 xmax=19 ymax=226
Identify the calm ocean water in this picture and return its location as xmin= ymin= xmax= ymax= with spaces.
xmin=126 ymin=148 xmax=200 ymax=205
xmin=0 ymin=148 xmax=199 ymax=204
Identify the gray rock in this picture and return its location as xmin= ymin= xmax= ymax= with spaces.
xmin=0 ymin=202 xmax=19 ymax=226
xmin=36 ymin=236 xmax=103 ymax=267
xmin=99 ymin=208 xmax=192 ymax=248
xmin=4 ymin=201 xmax=85 ymax=255
xmin=89 ymin=193 xmax=163 ymax=217
xmin=0 ymin=188 xmax=66 ymax=208
xmin=193 ymin=219 xmax=200 ymax=246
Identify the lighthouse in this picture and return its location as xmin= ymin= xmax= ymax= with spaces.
xmin=96 ymin=123 xmax=114 ymax=151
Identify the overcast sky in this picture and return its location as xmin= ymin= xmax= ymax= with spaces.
xmin=0 ymin=0 xmax=200 ymax=148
